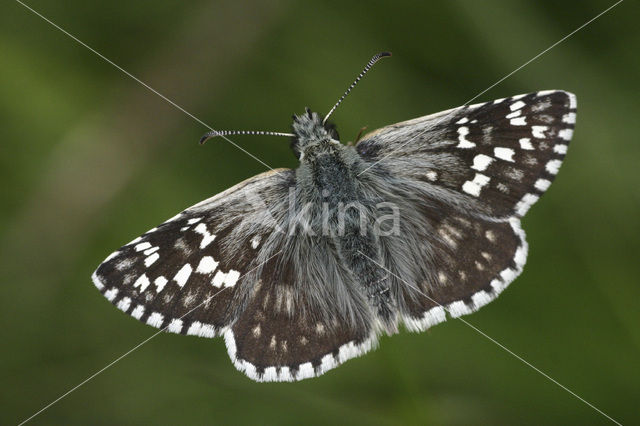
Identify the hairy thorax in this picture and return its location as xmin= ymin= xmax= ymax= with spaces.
xmin=293 ymin=119 xmax=395 ymax=325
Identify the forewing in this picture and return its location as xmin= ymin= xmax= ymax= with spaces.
xmin=357 ymin=90 xmax=576 ymax=218
xmin=92 ymin=168 xmax=295 ymax=337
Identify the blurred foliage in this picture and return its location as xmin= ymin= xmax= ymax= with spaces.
xmin=1 ymin=0 xmax=638 ymax=424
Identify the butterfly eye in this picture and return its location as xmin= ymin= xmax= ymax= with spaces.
xmin=323 ymin=121 xmax=340 ymax=141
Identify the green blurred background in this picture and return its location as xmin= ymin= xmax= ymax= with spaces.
xmin=1 ymin=0 xmax=638 ymax=424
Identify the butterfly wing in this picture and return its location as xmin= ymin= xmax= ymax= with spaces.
xmin=356 ymin=91 xmax=575 ymax=330
xmin=400 ymin=215 xmax=528 ymax=331
xmin=357 ymin=90 xmax=576 ymax=218
xmin=93 ymin=167 xmax=376 ymax=381
xmin=226 ymin=253 xmax=376 ymax=381
xmin=92 ymin=168 xmax=296 ymax=337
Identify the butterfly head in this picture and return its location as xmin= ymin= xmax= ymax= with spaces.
xmin=290 ymin=107 xmax=340 ymax=160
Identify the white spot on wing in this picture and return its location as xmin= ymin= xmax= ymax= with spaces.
xmin=199 ymin=324 xmax=215 ymax=337
xmin=496 ymin=182 xmax=509 ymax=193
xmin=224 ymin=270 xmax=240 ymax=287
xmin=456 ymin=117 xmax=469 ymax=124
xmin=173 ymin=264 xmax=192 ymax=287
xmin=144 ymin=252 xmax=159 ymax=267
xmin=154 ymin=276 xmax=168 ymax=292
xmin=91 ymin=271 xmax=104 ymax=290
xmin=554 ymin=144 xmax=568 ymax=154
xmin=186 ymin=321 xmax=202 ymax=336
xmin=212 ymin=271 xmax=226 ymax=287
xmin=135 ymin=242 xmax=152 ymax=252
xmin=264 ymin=367 xmax=278 ymax=381
xmin=519 ymin=138 xmax=534 ymax=150
xmin=534 ymin=179 xmax=551 ymax=191
xmin=558 ymin=128 xmax=573 ymax=141
xmin=187 ymin=217 xmax=202 ymax=224
xmin=485 ymin=230 xmax=496 ymax=243
xmin=532 ymin=125 xmax=548 ymax=138
xmin=131 ymin=305 xmax=145 ymax=319
xmin=105 ymin=287 xmax=118 ymax=301
xmin=456 ymin=126 xmax=476 ymax=148
xmin=167 ymin=319 xmax=183 ymax=333
xmin=196 ymin=256 xmax=218 ymax=274
xmin=116 ymin=297 xmax=131 ymax=312
xmin=472 ymin=290 xmax=493 ymax=309
xmin=515 ymin=193 xmax=539 ymax=215
xmin=546 ymin=159 xmax=563 ymax=175
xmin=143 ymin=246 xmax=159 ymax=255
xmin=194 ymin=223 xmax=216 ymax=249
xmin=250 ymin=235 xmax=261 ymax=249
xmin=438 ymin=228 xmax=457 ymax=248
xmin=297 ymin=362 xmax=315 ymax=380
xmin=133 ymin=274 xmax=151 ymax=292
xmin=186 ymin=321 xmax=215 ymax=337
xmin=462 ymin=173 xmax=490 ymax=197
xmin=500 ymin=268 xmax=517 ymax=283
xmin=494 ymin=147 xmax=515 ymax=162
xmin=562 ymin=112 xmax=576 ymax=124
xmin=510 ymin=117 xmax=527 ymax=126
xmin=471 ymin=154 xmax=494 ymax=171
xmin=146 ymin=312 xmax=164 ymax=327
xmin=510 ymin=100 xmax=526 ymax=111
xmin=252 ymin=324 xmax=261 ymax=337
xmin=448 ymin=301 xmax=473 ymax=318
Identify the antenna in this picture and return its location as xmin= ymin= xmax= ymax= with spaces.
xmin=199 ymin=130 xmax=295 ymax=144
xmin=323 ymin=52 xmax=391 ymax=124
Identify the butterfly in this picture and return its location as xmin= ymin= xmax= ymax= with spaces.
xmin=92 ymin=52 xmax=576 ymax=382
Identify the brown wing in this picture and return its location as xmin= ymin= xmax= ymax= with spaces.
xmin=92 ymin=168 xmax=295 ymax=337
xmin=357 ymin=91 xmax=576 ymax=218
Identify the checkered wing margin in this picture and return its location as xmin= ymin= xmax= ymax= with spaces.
xmin=225 ymin=252 xmax=376 ymax=382
xmin=357 ymin=90 xmax=576 ymax=218
xmin=357 ymin=90 xmax=575 ymax=330
xmin=92 ymin=168 xmax=295 ymax=338
xmin=92 ymin=167 xmax=377 ymax=382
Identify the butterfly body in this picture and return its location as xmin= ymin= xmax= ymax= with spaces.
xmin=292 ymin=108 xmax=395 ymax=325
xmin=93 ymin=87 xmax=576 ymax=382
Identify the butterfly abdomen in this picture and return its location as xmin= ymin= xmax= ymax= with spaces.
xmin=297 ymin=145 xmax=394 ymax=327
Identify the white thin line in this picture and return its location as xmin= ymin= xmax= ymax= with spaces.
xmin=19 ymin=251 xmax=282 ymax=425
xmin=17 ymin=324 xmax=178 ymax=426
xmin=358 ymin=251 xmax=621 ymax=425
xmin=13 ymin=0 xmax=273 ymax=171
xmin=463 ymin=0 xmax=624 ymax=106
xmin=357 ymin=0 xmax=623 ymax=177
